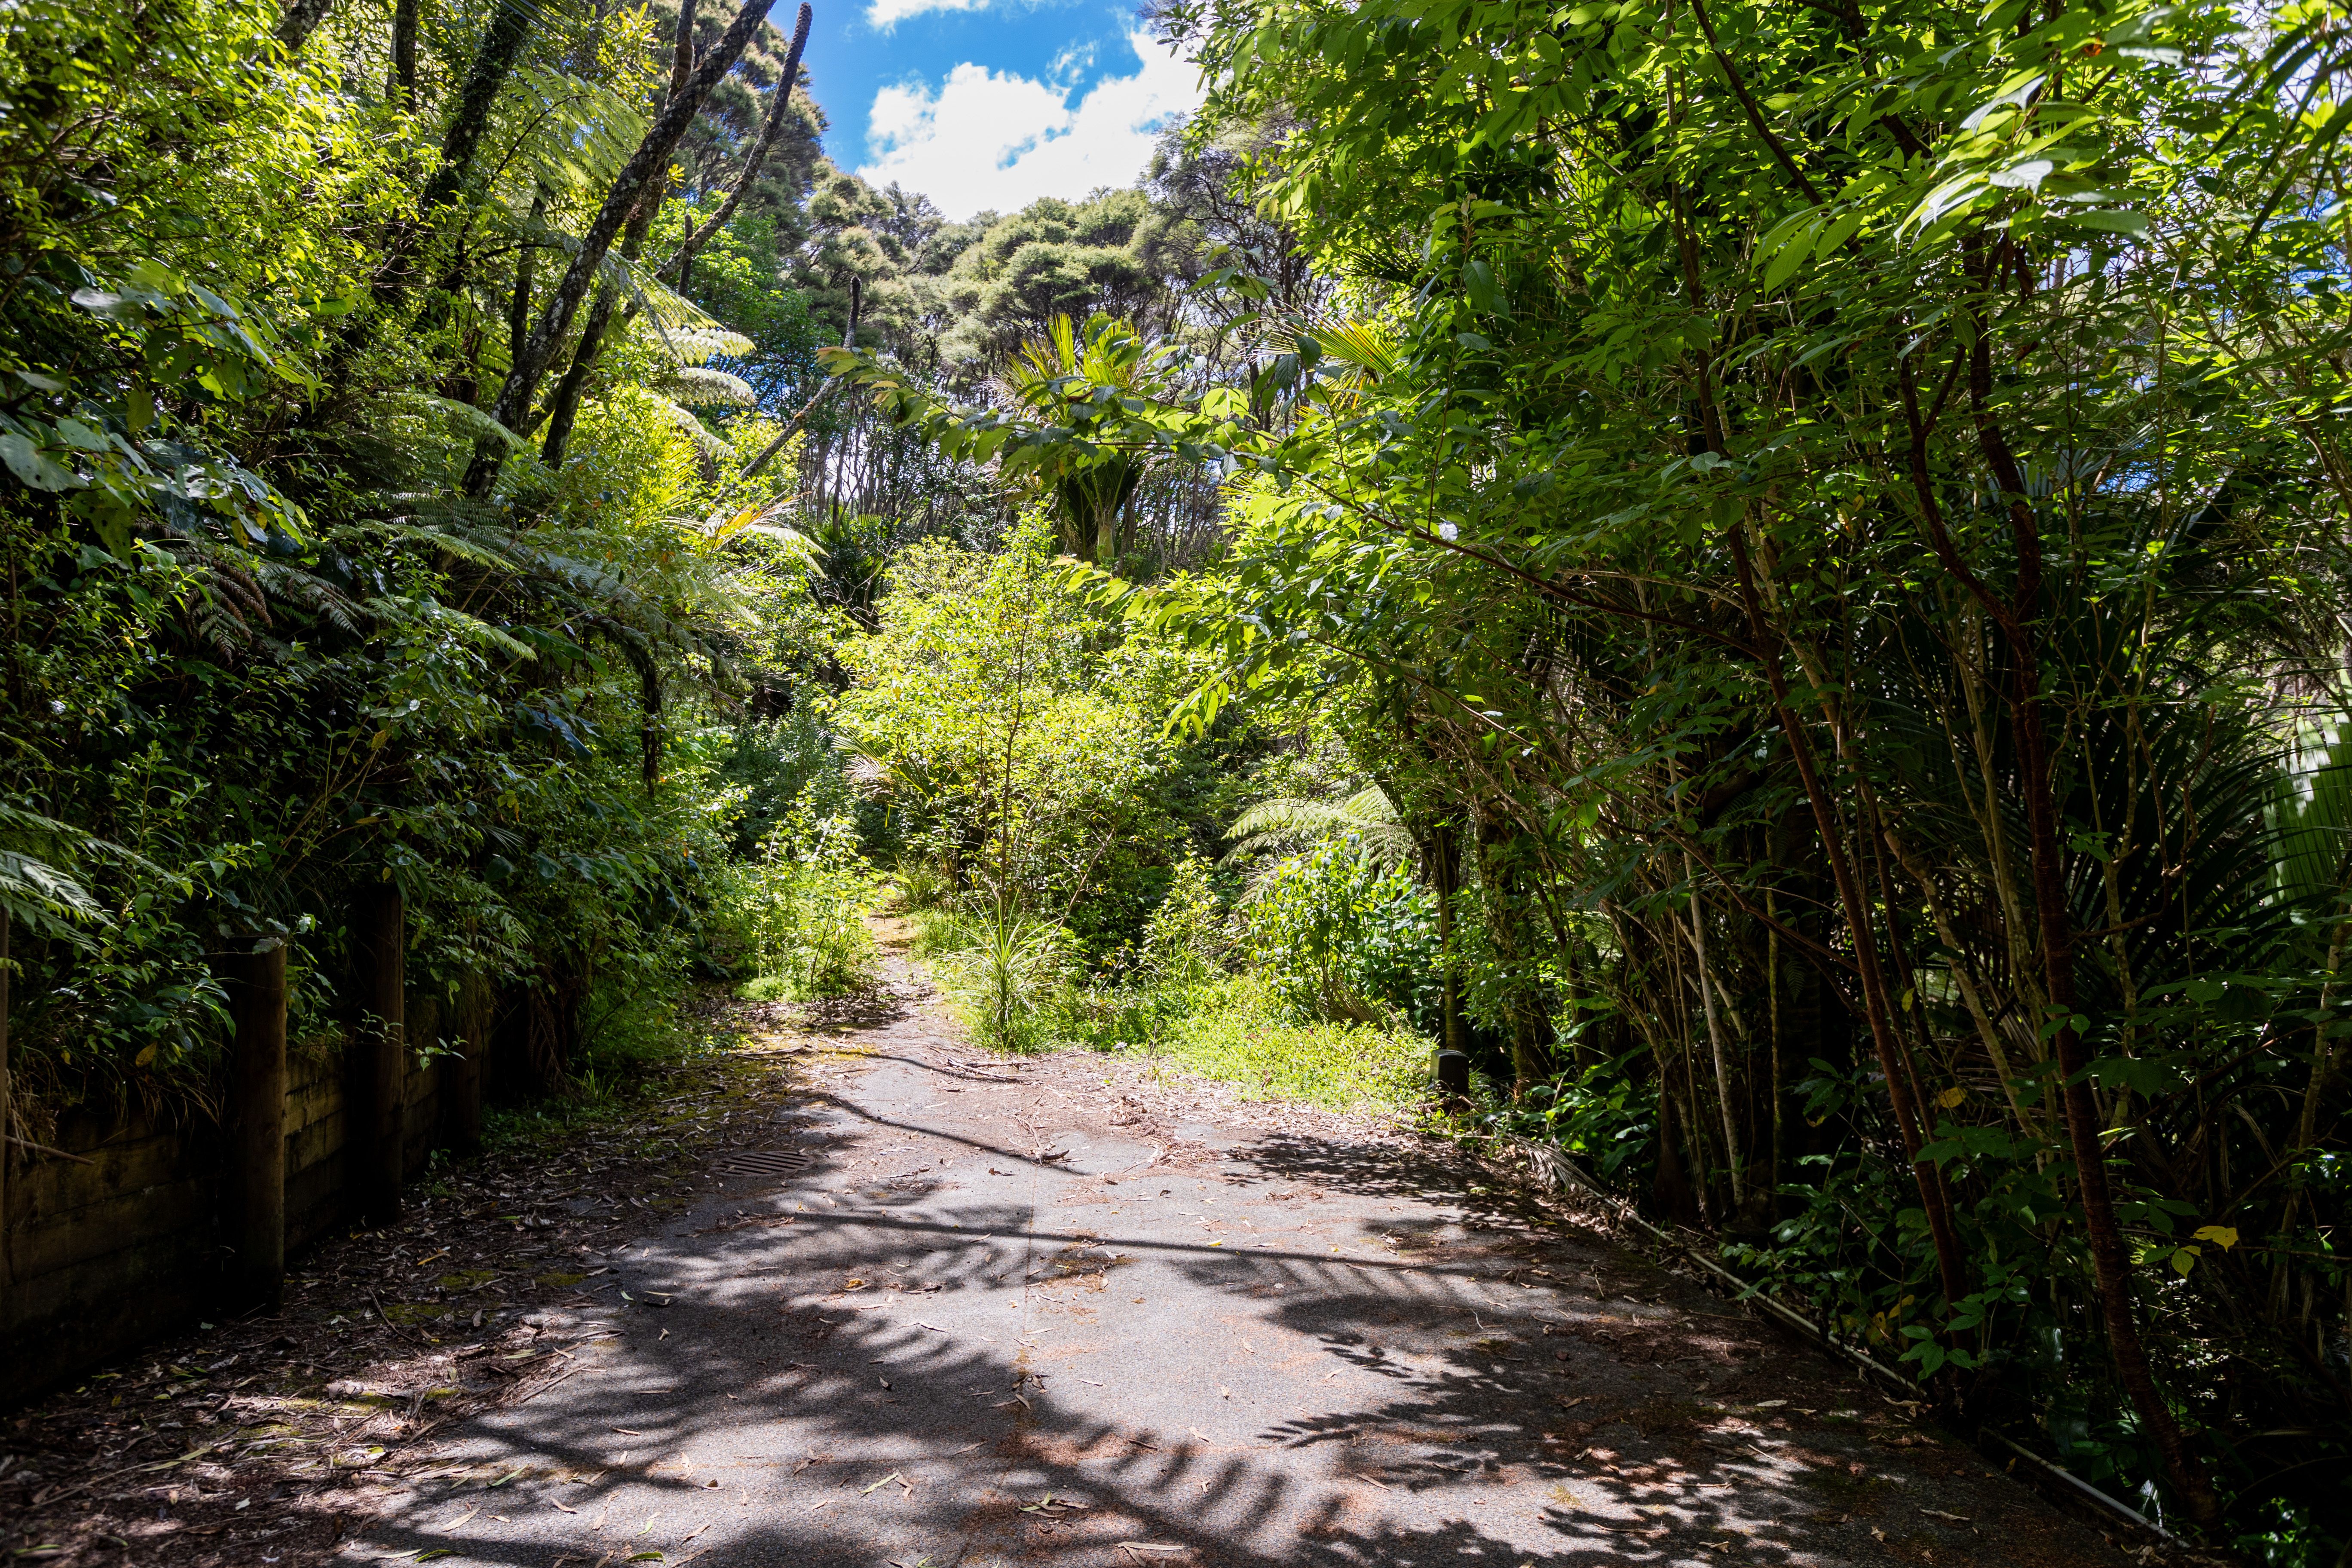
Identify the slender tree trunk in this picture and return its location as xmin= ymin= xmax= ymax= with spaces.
xmin=1652 ymin=1068 xmax=1701 ymax=1225
xmin=228 ymin=939 xmax=289 ymax=1309
xmin=391 ymin=0 xmax=418 ymax=110
xmin=1667 ymin=199 xmax=1969 ymax=1299
xmin=366 ymin=0 xmax=536 ymax=317
xmin=1430 ymin=818 xmax=1467 ymax=1057
xmin=351 ymin=885 xmax=407 ymax=1228
xmin=276 ymin=0 xmax=336 ymax=52
xmin=1684 ymin=853 xmax=1746 ymax=1212
xmin=472 ymin=0 xmax=773 ymax=492
xmin=2014 ymin=574 xmax=2217 ymax=1524
xmin=1727 ymin=528 xmax=1973 ymax=1307
xmin=1894 ymin=322 xmax=2217 ymax=1522
xmin=0 ymin=914 xmax=11 ymax=1295
xmin=535 ymin=202 xmax=654 ymax=465
xmin=508 ymin=189 xmax=547 ymax=372
xmin=534 ymin=0 xmax=704 ymax=461
xmin=659 ymin=2 xmax=813 ymax=286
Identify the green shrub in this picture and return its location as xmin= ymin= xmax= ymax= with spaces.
xmin=1142 ymin=852 xmax=1231 ymax=990
xmin=735 ymin=803 xmax=879 ymax=999
xmin=917 ymin=905 xmax=1078 ymax=1051
xmin=1242 ymin=836 xmax=1440 ymax=1026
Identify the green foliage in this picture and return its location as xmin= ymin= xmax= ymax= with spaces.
xmin=1243 ymin=837 xmax=1439 ymax=1027
xmin=910 ymin=905 xmax=1078 ymax=1053
xmin=833 ymin=511 xmax=1187 ymax=942
xmin=1153 ymin=974 xmax=1428 ymax=1113
xmin=1141 ymin=853 xmax=1229 ymax=992
xmin=734 ymin=804 xmax=879 ymax=1001
xmin=0 ymin=0 xmax=836 ymax=1119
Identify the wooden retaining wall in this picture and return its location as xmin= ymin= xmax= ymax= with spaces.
xmin=0 ymin=1028 xmax=452 ymax=1405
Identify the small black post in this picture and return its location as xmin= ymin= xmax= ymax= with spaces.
xmin=1435 ymin=1047 xmax=1470 ymax=1112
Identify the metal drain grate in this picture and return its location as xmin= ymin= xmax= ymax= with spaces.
xmin=713 ymin=1148 xmax=817 ymax=1177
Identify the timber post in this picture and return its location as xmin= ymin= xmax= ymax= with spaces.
xmin=1 ymin=913 xmax=11 ymax=1295
xmin=352 ymin=884 xmax=407 ymax=1227
xmin=227 ymin=937 xmax=289 ymax=1308
xmin=447 ymin=970 xmax=487 ymax=1153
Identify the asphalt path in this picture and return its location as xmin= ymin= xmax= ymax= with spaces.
xmin=340 ymin=957 xmax=2127 ymax=1568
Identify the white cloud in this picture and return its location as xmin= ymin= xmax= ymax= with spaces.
xmin=857 ymin=32 xmax=1201 ymax=220
xmin=865 ymin=0 xmax=989 ymax=31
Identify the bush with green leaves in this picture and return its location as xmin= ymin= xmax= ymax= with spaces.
xmin=1142 ymin=852 xmax=1230 ymax=991
xmin=1242 ymin=836 xmax=1439 ymax=1028
xmin=735 ymin=804 xmax=879 ymax=1001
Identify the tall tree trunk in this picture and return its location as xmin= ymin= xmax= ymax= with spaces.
xmin=508 ymin=189 xmax=547 ymax=372
xmin=1684 ymin=852 xmax=1746 ymax=1212
xmin=535 ymin=195 xmax=658 ymax=466
xmin=530 ymin=0 xmax=702 ymax=464
xmin=366 ymin=0 xmax=537 ymax=316
xmin=2012 ymin=570 xmax=2215 ymax=1519
xmin=275 ymin=0 xmax=336 ymax=52
xmin=1429 ymin=818 xmax=1467 ymax=1058
xmin=351 ymin=885 xmax=407 ymax=1228
xmin=472 ymin=0 xmax=773 ymax=493
xmin=228 ymin=939 xmax=289 ymax=1309
xmin=391 ymin=0 xmax=418 ymax=110
xmin=659 ymin=2 xmax=813 ymax=288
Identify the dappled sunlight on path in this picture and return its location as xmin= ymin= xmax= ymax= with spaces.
xmin=345 ymin=952 xmax=2131 ymax=1568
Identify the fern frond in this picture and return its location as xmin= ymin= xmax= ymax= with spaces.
xmin=664 ymin=327 xmax=757 ymax=364
xmin=1224 ymin=784 xmax=1411 ymax=868
xmin=386 ymin=391 xmax=526 ymax=449
xmin=509 ymin=66 xmax=649 ymax=204
xmin=650 ymin=396 xmax=734 ymax=462
xmin=662 ymin=365 xmax=758 ymax=406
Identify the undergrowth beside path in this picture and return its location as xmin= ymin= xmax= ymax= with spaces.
xmin=899 ymin=908 xmax=1432 ymax=1116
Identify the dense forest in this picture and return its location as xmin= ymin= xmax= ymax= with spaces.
xmin=2 ymin=0 xmax=2350 ymax=1558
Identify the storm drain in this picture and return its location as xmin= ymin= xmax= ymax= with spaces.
xmin=713 ymin=1148 xmax=817 ymax=1178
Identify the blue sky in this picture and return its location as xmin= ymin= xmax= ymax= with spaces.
xmin=786 ymin=0 xmax=1203 ymax=221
